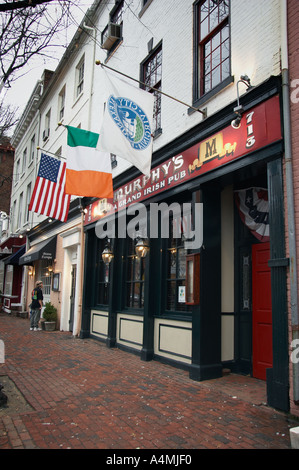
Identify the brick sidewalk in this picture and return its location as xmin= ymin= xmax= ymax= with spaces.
xmin=0 ymin=313 xmax=297 ymax=450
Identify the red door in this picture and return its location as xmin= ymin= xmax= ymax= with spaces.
xmin=252 ymin=242 xmax=273 ymax=380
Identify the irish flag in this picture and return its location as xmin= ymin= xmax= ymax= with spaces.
xmin=66 ymin=125 xmax=113 ymax=199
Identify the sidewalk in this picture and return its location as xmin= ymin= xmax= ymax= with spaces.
xmin=0 ymin=313 xmax=297 ymax=450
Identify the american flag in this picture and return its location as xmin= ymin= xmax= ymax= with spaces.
xmin=29 ymin=153 xmax=71 ymax=222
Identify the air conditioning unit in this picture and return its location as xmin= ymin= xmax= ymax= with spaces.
xmin=43 ymin=129 xmax=50 ymax=141
xmin=102 ymin=23 xmax=122 ymax=50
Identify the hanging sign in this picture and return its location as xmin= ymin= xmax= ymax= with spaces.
xmin=84 ymin=95 xmax=281 ymax=226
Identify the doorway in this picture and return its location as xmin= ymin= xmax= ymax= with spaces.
xmin=234 ymin=182 xmax=273 ymax=379
xmin=69 ymin=264 xmax=77 ymax=332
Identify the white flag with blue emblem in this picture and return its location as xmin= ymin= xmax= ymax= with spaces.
xmin=97 ymin=68 xmax=154 ymax=177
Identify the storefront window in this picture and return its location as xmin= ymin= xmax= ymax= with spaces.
xmin=96 ymin=248 xmax=110 ymax=306
xmin=0 ymin=261 xmax=4 ymax=293
xmin=126 ymin=238 xmax=145 ymax=309
xmin=4 ymin=265 xmax=13 ymax=296
xmin=40 ymin=260 xmax=52 ymax=297
xmin=165 ymin=212 xmax=191 ymax=313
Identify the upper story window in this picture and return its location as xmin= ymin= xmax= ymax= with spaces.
xmin=12 ymin=200 xmax=16 ymax=231
xmin=102 ymin=1 xmax=124 ymax=52
xmin=58 ymin=86 xmax=66 ymax=120
xmin=111 ymin=0 xmax=124 ymax=25
xmin=142 ymin=44 xmax=162 ymax=135
xmin=17 ymin=192 xmax=23 ymax=229
xmin=140 ymin=0 xmax=153 ymax=15
xmin=30 ymin=135 xmax=35 ymax=164
xmin=25 ymin=183 xmax=31 ymax=224
xmin=43 ymin=109 xmax=51 ymax=141
xmin=76 ymin=56 xmax=84 ymax=98
xmin=194 ymin=0 xmax=231 ymax=104
xmin=15 ymin=158 xmax=20 ymax=183
xmin=22 ymin=148 xmax=27 ymax=174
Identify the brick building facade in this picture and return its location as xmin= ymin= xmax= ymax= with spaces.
xmin=0 ymin=143 xmax=14 ymax=216
xmin=287 ymin=0 xmax=299 ymax=418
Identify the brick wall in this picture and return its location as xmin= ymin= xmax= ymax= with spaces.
xmin=287 ymin=0 xmax=299 ymax=418
xmin=0 ymin=145 xmax=14 ymax=215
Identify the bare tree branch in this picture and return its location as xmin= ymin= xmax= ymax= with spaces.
xmin=0 ymin=1 xmax=56 ymax=12
xmin=0 ymin=99 xmax=18 ymax=142
xmin=0 ymin=0 xmax=75 ymax=91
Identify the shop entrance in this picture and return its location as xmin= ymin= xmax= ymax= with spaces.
xmin=252 ymin=242 xmax=273 ymax=380
xmin=234 ymin=180 xmax=273 ymax=380
xmin=69 ymin=264 xmax=77 ymax=332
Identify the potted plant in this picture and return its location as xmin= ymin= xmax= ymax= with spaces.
xmin=43 ymin=302 xmax=57 ymax=331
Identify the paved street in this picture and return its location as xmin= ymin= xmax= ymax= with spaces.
xmin=0 ymin=313 xmax=297 ymax=452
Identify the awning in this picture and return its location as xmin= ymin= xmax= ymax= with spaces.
xmin=3 ymin=245 xmax=26 ymax=265
xmin=19 ymin=236 xmax=57 ymax=265
xmin=0 ymin=236 xmax=24 ymax=259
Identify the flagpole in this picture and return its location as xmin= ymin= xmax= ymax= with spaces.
xmin=95 ymin=60 xmax=207 ymax=118
xmin=36 ymin=146 xmax=66 ymax=161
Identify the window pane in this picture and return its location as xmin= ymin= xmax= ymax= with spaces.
xmin=204 ymin=73 xmax=212 ymax=93
xmin=222 ymin=38 xmax=230 ymax=61
xmin=167 ymin=281 xmax=176 ymax=310
xmin=168 ymin=249 xmax=177 ymax=279
xmin=222 ymin=58 xmax=230 ymax=78
xmin=212 ymin=65 xmax=221 ymax=88
xmin=205 ymin=40 xmax=211 ymax=57
xmin=134 ymin=257 xmax=141 ymax=280
xmin=200 ymin=0 xmax=210 ymax=21
xmin=219 ymin=0 xmax=229 ymax=21
xmin=125 ymin=236 xmax=145 ymax=309
xmin=212 ymin=31 xmax=220 ymax=50
xmin=211 ymin=48 xmax=221 ymax=70
xmin=221 ymin=23 xmax=229 ymax=41
xmin=210 ymin=4 xmax=219 ymax=31
xmin=177 ymin=248 xmax=186 ymax=279
xmin=127 ymin=283 xmax=133 ymax=307
xmin=4 ymin=265 xmax=13 ymax=295
xmin=204 ymin=55 xmax=211 ymax=77
xmin=200 ymin=16 xmax=209 ymax=40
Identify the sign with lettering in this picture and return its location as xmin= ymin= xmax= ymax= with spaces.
xmin=84 ymin=95 xmax=281 ymax=226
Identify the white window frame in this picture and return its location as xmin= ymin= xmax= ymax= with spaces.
xmin=4 ymin=265 xmax=13 ymax=296
xmin=30 ymin=135 xmax=35 ymax=164
xmin=22 ymin=148 xmax=27 ymax=174
xmin=25 ymin=183 xmax=31 ymax=224
xmin=18 ymin=192 xmax=23 ymax=229
xmin=58 ymin=85 xmax=66 ymax=121
xmin=76 ymin=56 xmax=85 ymax=98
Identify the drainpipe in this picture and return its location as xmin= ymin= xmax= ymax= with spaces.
xmin=281 ymin=0 xmax=299 ymax=403
xmin=72 ymin=23 xmax=96 ymax=337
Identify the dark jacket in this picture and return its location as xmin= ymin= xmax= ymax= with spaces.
xmin=31 ymin=286 xmax=43 ymax=309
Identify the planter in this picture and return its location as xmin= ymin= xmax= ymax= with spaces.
xmin=44 ymin=321 xmax=56 ymax=331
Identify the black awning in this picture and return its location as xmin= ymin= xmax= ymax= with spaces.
xmin=19 ymin=236 xmax=57 ymax=265
xmin=3 ymin=245 xmax=26 ymax=265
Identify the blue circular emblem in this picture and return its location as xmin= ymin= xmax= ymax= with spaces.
xmin=107 ymin=95 xmax=152 ymax=150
